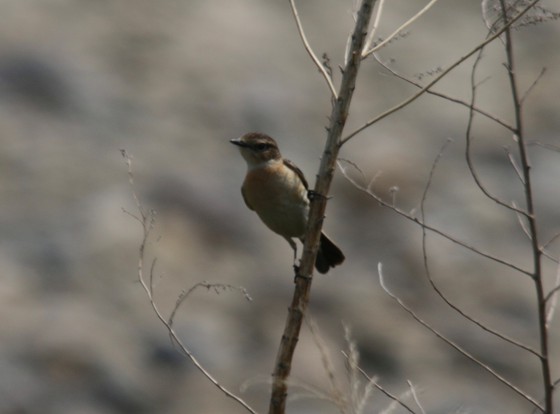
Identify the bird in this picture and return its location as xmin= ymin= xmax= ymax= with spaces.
xmin=230 ymin=132 xmax=344 ymax=274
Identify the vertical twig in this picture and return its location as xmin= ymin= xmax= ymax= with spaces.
xmin=464 ymin=45 xmax=527 ymax=215
xmin=268 ymin=1 xmax=376 ymax=413
xmin=420 ymin=140 xmax=541 ymax=356
xmin=363 ymin=0 xmax=386 ymax=52
xmin=546 ymin=259 xmax=560 ymax=327
xmin=498 ymin=1 xmax=552 ymax=412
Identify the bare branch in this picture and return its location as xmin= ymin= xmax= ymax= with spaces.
xmin=149 ymin=256 xmax=157 ymax=297
xmin=498 ymin=0 xmax=552 ymax=410
xmin=406 ymin=380 xmax=426 ymax=414
xmin=464 ymin=46 xmax=529 ymax=216
xmin=504 ymin=147 xmax=526 ymax=184
xmin=543 ymin=232 xmax=560 ymax=251
xmin=168 ymin=282 xmax=252 ymax=330
xmin=338 ymin=160 xmax=533 ymax=277
xmin=378 ymin=263 xmax=544 ymax=411
xmin=527 ymin=141 xmax=560 ymax=152
xmin=269 ymin=2 xmax=377 ymax=413
xmin=121 ymin=151 xmax=257 ymax=414
xmin=371 ymin=54 xmax=515 ymax=132
xmin=363 ymin=0 xmax=386 ymax=52
xmin=341 ymin=0 xmax=541 ymax=145
xmin=512 ymin=201 xmax=532 ymax=241
xmin=545 ymin=259 xmax=560 ymax=327
xmin=289 ymin=0 xmax=338 ymax=99
xmin=419 ymin=141 xmax=542 ymax=358
xmin=362 ymin=0 xmax=441 ymax=58
xmin=520 ymin=67 xmax=547 ymax=104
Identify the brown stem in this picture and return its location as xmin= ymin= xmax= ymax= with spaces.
xmin=268 ymin=1 xmax=376 ymax=413
xmin=498 ymin=1 xmax=551 ymax=412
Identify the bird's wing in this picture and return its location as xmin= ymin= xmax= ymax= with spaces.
xmin=283 ymin=159 xmax=308 ymax=189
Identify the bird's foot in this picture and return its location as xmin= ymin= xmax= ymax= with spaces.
xmin=293 ymin=264 xmax=312 ymax=283
xmin=307 ymin=190 xmax=331 ymax=201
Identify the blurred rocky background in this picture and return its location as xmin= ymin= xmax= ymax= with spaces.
xmin=0 ymin=0 xmax=559 ymax=413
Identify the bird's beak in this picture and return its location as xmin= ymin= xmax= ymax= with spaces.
xmin=230 ymin=137 xmax=249 ymax=148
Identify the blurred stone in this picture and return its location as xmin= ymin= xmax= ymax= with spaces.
xmin=0 ymin=1 xmax=558 ymax=413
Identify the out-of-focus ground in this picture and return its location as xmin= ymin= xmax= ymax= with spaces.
xmin=1 ymin=1 xmax=559 ymax=413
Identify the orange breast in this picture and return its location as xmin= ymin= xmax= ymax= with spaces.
xmin=242 ymin=163 xmax=309 ymax=238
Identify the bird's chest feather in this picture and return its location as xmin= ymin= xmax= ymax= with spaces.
xmin=242 ymin=164 xmax=309 ymax=237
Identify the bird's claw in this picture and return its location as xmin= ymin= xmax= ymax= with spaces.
xmin=293 ymin=265 xmax=312 ymax=283
xmin=307 ymin=190 xmax=331 ymax=201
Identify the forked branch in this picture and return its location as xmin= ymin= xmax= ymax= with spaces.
xmin=341 ymin=0 xmax=540 ymax=145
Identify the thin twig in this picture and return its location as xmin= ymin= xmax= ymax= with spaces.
xmin=498 ymin=0 xmax=552 ymax=411
xmin=545 ymin=283 xmax=560 ymax=304
xmin=406 ymin=380 xmax=426 ymax=414
xmin=338 ymin=160 xmax=533 ymax=277
xmin=378 ymin=389 xmax=414 ymax=414
xmin=419 ymin=141 xmax=541 ymax=357
xmin=362 ymin=0 xmax=441 ymax=58
xmin=505 ymin=147 xmax=526 ymax=184
xmin=464 ymin=45 xmax=528 ymax=216
xmin=341 ymin=351 xmax=417 ymax=414
xmin=527 ymin=141 xmax=560 ymax=152
xmin=363 ymin=0 xmax=386 ymax=52
xmin=545 ymin=258 xmax=560 ymax=327
xmin=121 ymin=151 xmax=258 ymax=414
xmin=168 ymin=282 xmax=252 ymax=330
xmin=520 ymin=67 xmax=547 ymax=105
xmin=542 ymin=231 xmax=560 ymax=251
xmin=289 ymin=0 xmax=338 ymax=100
xmin=378 ymin=263 xmax=543 ymax=411
xmin=512 ymin=201 xmax=532 ymax=241
xmin=372 ymin=53 xmax=515 ymax=132
xmin=341 ymin=0 xmax=541 ymax=145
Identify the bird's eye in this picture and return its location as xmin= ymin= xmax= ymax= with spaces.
xmin=255 ymin=143 xmax=269 ymax=151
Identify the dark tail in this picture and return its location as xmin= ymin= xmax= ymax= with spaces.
xmin=315 ymin=232 xmax=345 ymax=274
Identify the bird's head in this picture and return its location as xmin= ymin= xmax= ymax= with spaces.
xmin=230 ymin=132 xmax=282 ymax=168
